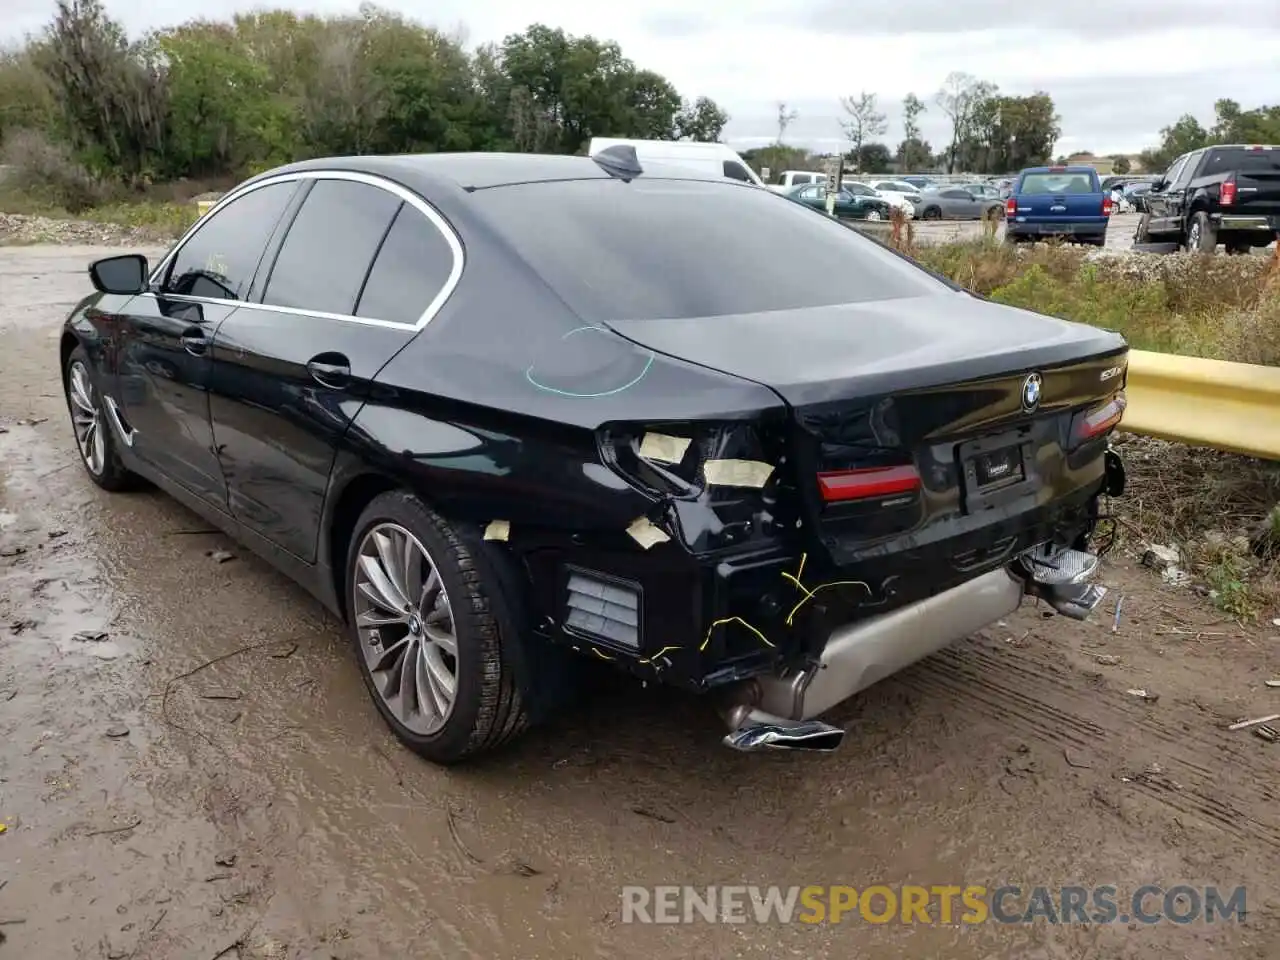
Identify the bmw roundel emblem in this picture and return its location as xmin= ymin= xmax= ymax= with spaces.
xmin=1021 ymin=373 xmax=1043 ymax=413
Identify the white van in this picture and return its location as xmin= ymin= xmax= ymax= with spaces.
xmin=769 ymin=170 xmax=828 ymax=193
xmin=587 ymin=138 xmax=765 ymax=187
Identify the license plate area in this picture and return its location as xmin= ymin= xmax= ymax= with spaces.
xmin=958 ymin=427 xmax=1036 ymax=513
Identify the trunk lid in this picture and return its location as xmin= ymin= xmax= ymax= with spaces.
xmin=608 ymin=293 xmax=1127 ymax=572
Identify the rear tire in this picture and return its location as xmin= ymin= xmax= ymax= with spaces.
xmin=63 ymin=344 xmax=137 ymax=492
xmin=922 ymin=206 xmax=942 ymax=220
xmin=1224 ymin=240 xmax=1251 ymax=255
xmin=345 ymin=491 xmax=530 ymax=764
xmin=1185 ymin=211 xmax=1217 ymax=253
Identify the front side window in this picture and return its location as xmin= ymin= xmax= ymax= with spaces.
xmin=262 ymin=179 xmax=402 ymax=316
xmin=723 ymin=161 xmax=754 ymax=183
xmin=164 ymin=182 xmax=296 ymax=301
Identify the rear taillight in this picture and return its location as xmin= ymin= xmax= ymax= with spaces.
xmin=1221 ymin=179 xmax=1237 ymax=206
xmin=1005 ymin=197 xmax=1017 ymax=218
xmin=818 ymin=464 xmax=921 ymax=503
xmin=1071 ymin=393 xmax=1127 ymax=445
xmin=1102 ymin=196 xmax=1113 ymax=217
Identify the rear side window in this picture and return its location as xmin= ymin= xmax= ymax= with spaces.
xmin=355 ymin=205 xmax=456 ymax=326
xmin=723 ymin=160 xmax=754 ymax=183
xmin=1201 ymin=148 xmax=1280 ymax=176
xmin=262 ymin=179 xmax=401 ymax=316
xmin=165 ymin=182 xmax=296 ymax=300
xmin=475 ymin=178 xmax=946 ymax=322
xmin=1017 ymin=173 xmax=1098 ymax=194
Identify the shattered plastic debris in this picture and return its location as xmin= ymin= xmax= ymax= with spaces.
xmin=1227 ymin=713 xmax=1280 ymax=731
xmin=703 ymin=459 xmax=774 ymax=489
xmin=1265 ymin=679 xmax=1280 ymax=688
xmin=1254 ymin=725 xmax=1279 ymax=743
xmin=637 ymin=432 xmax=691 ymax=465
xmin=1126 ymin=688 xmax=1159 ymax=703
xmin=1141 ymin=544 xmax=1179 ymax=569
xmin=483 ymin=520 xmax=510 ymax=542
xmin=626 ymin=516 xmax=671 ymax=550
xmin=1094 ymin=654 xmax=1122 ymax=666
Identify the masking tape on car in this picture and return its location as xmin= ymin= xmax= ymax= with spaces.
xmin=483 ymin=519 xmax=510 ymax=542
xmin=638 ymin=432 xmax=691 ymax=464
xmin=626 ymin=516 xmax=671 ymax=549
xmin=703 ymin=458 xmax=774 ymax=488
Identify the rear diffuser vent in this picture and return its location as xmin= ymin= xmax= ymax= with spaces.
xmin=564 ymin=567 xmax=642 ymax=650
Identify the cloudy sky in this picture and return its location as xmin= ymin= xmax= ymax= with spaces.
xmin=5 ymin=0 xmax=1280 ymax=156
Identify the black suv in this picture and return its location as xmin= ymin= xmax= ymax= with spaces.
xmin=1136 ymin=144 xmax=1280 ymax=253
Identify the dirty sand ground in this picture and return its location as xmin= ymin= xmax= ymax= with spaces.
xmin=1 ymin=245 xmax=1279 ymax=960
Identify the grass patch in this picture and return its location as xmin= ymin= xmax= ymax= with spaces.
xmin=904 ymin=235 xmax=1280 ymax=364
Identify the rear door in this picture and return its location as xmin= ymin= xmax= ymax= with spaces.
xmin=207 ymin=173 xmax=462 ymax=561
xmin=113 ymin=180 xmax=300 ymax=509
xmin=1146 ymin=154 xmax=1188 ymax=233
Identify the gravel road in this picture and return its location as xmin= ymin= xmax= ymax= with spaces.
xmin=2 ymin=245 xmax=1279 ymax=960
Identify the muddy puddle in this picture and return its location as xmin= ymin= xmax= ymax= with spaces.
xmin=2 ymin=245 xmax=1279 ymax=960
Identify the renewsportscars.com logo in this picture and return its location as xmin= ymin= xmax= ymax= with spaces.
xmin=620 ymin=884 xmax=1247 ymax=925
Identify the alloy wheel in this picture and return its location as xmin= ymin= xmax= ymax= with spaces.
xmin=68 ymin=360 xmax=105 ymax=476
xmin=866 ymin=210 xmax=882 ymax=221
xmin=1186 ymin=221 xmax=1200 ymax=251
xmin=353 ymin=522 xmax=459 ymax=735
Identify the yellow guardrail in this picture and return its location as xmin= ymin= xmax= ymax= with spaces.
xmin=195 ymin=199 xmax=217 ymax=218
xmin=1123 ymin=349 xmax=1280 ymax=460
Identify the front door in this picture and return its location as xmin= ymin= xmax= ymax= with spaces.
xmin=114 ymin=179 xmax=300 ymax=508
xmin=208 ymin=174 xmax=460 ymax=561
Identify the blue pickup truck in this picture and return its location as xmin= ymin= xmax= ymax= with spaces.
xmin=1004 ymin=165 xmax=1113 ymax=246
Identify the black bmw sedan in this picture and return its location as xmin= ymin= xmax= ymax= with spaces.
xmin=60 ymin=149 xmax=1128 ymax=763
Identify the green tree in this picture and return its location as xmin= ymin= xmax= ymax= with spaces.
xmin=34 ymin=0 xmax=168 ymax=179
xmin=1112 ymin=155 xmax=1131 ymax=174
xmin=675 ymin=96 xmax=728 ymax=141
xmin=1138 ymin=114 xmax=1209 ymax=172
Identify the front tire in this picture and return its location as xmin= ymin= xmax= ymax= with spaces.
xmin=346 ymin=491 xmax=529 ymax=764
xmin=63 ymin=344 xmax=136 ymax=491
xmin=922 ymin=206 xmax=942 ymax=220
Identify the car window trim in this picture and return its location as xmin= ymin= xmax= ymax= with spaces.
xmin=146 ymin=169 xmax=465 ymax=332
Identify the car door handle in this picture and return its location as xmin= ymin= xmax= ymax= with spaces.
xmin=307 ymin=353 xmax=351 ymax=389
xmin=181 ymin=327 xmax=209 ymax=356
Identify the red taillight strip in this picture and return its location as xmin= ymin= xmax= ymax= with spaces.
xmin=818 ymin=465 xmax=921 ymax=502
xmin=1076 ymin=394 xmax=1127 ymax=441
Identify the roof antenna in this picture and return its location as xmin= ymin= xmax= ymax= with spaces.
xmin=591 ymin=144 xmax=643 ymax=181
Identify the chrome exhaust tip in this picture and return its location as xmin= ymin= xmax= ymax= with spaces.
xmin=722 ymin=718 xmax=845 ymax=753
xmin=1017 ymin=545 xmax=1107 ymax=621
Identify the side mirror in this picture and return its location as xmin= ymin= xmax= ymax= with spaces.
xmin=89 ymin=254 xmax=149 ymax=295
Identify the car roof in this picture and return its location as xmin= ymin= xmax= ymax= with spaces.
xmin=1019 ymin=166 xmax=1097 ymax=175
xmin=251 ymin=152 xmax=726 ymax=193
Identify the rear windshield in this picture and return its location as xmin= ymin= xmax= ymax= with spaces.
xmin=1201 ymin=148 xmax=1280 ymax=176
xmin=475 ymin=178 xmax=947 ymax=322
xmin=1018 ymin=172 xmax=1098 ymax=194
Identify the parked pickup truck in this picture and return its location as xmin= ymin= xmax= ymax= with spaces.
xmin=1136 ymin=144 xmax=1280 ymax=254
xmin=1005 ymin=166 xmax=1112 ymax=245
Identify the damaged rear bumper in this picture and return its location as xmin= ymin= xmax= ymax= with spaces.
xmin=719 ymin=543 xmax=1106 ymax=752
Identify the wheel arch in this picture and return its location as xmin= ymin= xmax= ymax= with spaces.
xmin=324 ymin=467 xmax=403 ymax=622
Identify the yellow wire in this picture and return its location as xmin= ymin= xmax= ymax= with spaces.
xmin=591 ymin=647 xmax=616 ymax=661
xmin=785 ymin=580 xmax=872 ymax=626
xmin=699 ymin=616 xmax=774 ymax=652
xmin=638 ymin=645 xmax=681 ymax=664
